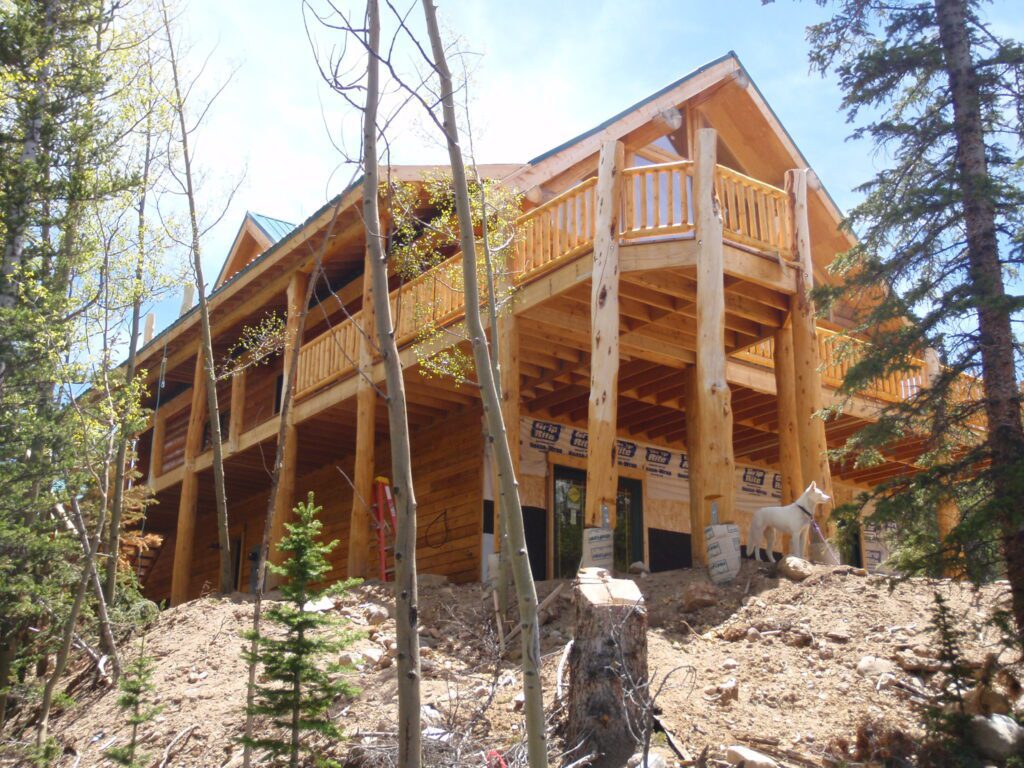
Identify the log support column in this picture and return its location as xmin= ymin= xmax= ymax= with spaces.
xmin=584 ymin=140 xmax=624 ymax=538
xmin=494 ymin=308 xmax=520 ymax=549
xmin=227 ymin=368 xmax=246 ymax=455
xmin=686 ymin=127 xmax=735 ymax=566
xmin=269 ymin=269 xmax=310 ymax=574
xmin=786 ymin=168 xmax=834 ymax=548
xmin=348 ymin=252 xmax=377 ymax=578
xmin=774 ymin=321 xmax=803 ymax=505
xmin=170 ymin=358 xmax=208 ymax=606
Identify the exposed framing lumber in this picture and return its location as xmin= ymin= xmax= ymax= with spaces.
xmin=584 ymin=140 xmax=624 ymax=531
xmin=786 ymin=169 xmax=834 ymax=531
xmin=348 ymin=251 xmax=376 ymax=578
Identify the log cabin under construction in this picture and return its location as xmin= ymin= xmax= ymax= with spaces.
xmin=129 ymin=52 xmax=963 ymax=605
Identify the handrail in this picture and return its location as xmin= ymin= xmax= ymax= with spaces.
xmin=621 ymin=160 xmax=694 ymax=240
xmin=714 ymin=165 xmax=792 ymax=258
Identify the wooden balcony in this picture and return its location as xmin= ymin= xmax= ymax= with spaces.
xmin=295 ymin=160 xmax=795 ymax=399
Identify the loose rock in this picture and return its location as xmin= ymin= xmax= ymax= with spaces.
xmin=968 ymin=713 xmax=1024 ymax=760
xmin=778 ymin=556 xmax=813 ymax=582
xmin=681 ymin=582 xmax=719 ymax=612
xmin=856 ymin=655 xmax=895 ymax=677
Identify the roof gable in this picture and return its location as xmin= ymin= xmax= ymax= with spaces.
xmin=215 ymin=211 xmax=296 ymax=289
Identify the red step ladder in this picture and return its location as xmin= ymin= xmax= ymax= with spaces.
xmin=373 ymin=477 xmax=398 ymax=582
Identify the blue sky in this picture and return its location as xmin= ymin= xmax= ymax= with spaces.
xmin=149 ymin=0 xmax=1022 ymax=338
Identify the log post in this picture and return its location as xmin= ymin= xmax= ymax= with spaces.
xmin=584 ymin=140 xmax=624 ymax=535
xmin=691 ymin=127 xmax=735 ymax=556
xmin=269 ymin=269 xmax=310 ymax=575
xmin=170 ymin=356 xmax=208 ymax=606
xmin=568 ymin=568 xmax=648 ymax=767
xmin=786 ymin=168 xmax=834 ymax=544
xmin=937 ymin=497 xmax=962 ymax=577
xmin=148 ymin=407 xmax=167 ymax=487
xmin=682 ymin=368 xmax=706 ymax=564
xmin=227 ymin=367 xmax=246 ymax=454
xmin=348 ymin=252 xmax=377 ymax=579
xmin=774 ymin=321 xmax=802 ymax=505
xmin=495 ymin=308 xmax=520 ymax=548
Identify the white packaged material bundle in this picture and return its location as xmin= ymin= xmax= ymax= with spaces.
xmin=705 ymin=523 xmax=742 ymax=584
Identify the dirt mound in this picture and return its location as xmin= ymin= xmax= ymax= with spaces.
xmin=37 ymin=563 xmax=1013 ymax=766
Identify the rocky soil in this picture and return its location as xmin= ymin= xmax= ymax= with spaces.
xmin=12 ymin=561 xmax=1019 ymax=767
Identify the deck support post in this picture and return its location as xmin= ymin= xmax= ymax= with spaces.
xmin=937 ymin=497 xmax=962 ymax=576
xmin=774 ymin=321 xmax=803 ymax=505
xmin=925 ymin=348 xmax=961 ymax=576
xmin=584 ymin=140 xmax=624 ymax=537
xmin=688 ymin=127 xmax=735 ymax=566
xmin=682 ymin=368 xmax=706 ymax=564
xmin=495 ymin=307 xmax=520 ymax=546
xmin=227 ymin=368 xmax=246 ymax=454
xmin=348 ymin=251 xmax=377 ymax=579
xmin=148 ymin=408 xmax=167 ymax=487
xmin=786 ymin=168 xmax=834 ymax=549
xmin=269 ymin=269 xmax=310 ymax=576
xmin=170 ymin=357 xmax=208 ymax=606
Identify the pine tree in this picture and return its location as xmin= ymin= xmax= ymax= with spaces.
xmin=105 ymin=638 xmax=162 ymax=768
xmin=242 ymin=493 xmax=358 ymax=768
xmin=797 ymin=1 xmax=1024 ymax=633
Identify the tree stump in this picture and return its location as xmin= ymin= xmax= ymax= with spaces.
xmin=567 ymin=567 xmax=648 ymax=768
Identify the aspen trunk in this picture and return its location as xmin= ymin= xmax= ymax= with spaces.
xmin=420 ymin=3 xmax=547 ymax=764
xmin=161 ymin=1 xmax=233 ymax=594
xmin=935 ymin=0 xmax=1024 ymax=637
xmin=364 ymin=3 xmax=421 ymax=765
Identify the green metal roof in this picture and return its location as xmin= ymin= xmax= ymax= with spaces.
xmin=249 ymin=212 xmax=295 ymax=244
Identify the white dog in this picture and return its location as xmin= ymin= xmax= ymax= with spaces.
xmin=748 ymin=481 xmax=831 ymax=562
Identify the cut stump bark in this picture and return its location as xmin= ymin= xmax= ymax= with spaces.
xmin=568 ymin=568 xmax=648 ymax=768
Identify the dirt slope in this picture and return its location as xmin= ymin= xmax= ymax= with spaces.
xmin=34 ymin=563 xmax=1013 ymax=767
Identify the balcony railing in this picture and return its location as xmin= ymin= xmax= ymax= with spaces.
xmin=295 ymin=162 xmax=795 ymax=399
xmin=292 ymin=163 xmax=980 ymax=428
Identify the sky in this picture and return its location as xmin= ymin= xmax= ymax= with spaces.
xmin=148 ymin=0 xmax=1023 ymax=338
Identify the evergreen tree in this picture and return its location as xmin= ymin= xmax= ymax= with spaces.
xmin=242 ymin=493 xmax=358 ymax=768
xmin=797 ymin=1 xmax=1024 ymax=633
xmin=105 ymin=638 xmax=162 ymax=768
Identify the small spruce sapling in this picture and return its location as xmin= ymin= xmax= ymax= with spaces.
xmin=242 ymin=492 xmax=359 ymax=768
xmin=106 ymin=638 xmax=162 ymax=767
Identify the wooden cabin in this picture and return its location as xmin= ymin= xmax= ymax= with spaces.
xmin=131 ymin=53 xmax=952 ymax=605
